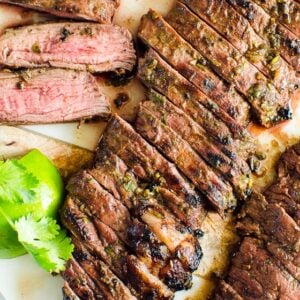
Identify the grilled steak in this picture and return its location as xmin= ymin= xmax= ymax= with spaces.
xmin=67 ymin=171 xmax=132 ymax=244
xmin=0 ymin=22 xmax=136 ymax=73
xmin=62 ymin=197 xmax=175 ymax=299
xmin=252 ymin=0 xmax=300 ymax=36
xmin=140 ymin=98 xmax=252 ymax=198
xmin=0 ymin=0 xmax=118 ymax=23
xmin=167 ymin=2 xmax=292 ymax=127
xmin=214 ymin=281 xmax=243 ymax=300
xmin=97 ymin=115 xmax=207 ymax=230
xmin=0 ymin=68 xmax=111 ymax=124
xmin=227 ymin=238 xmax=300 ymax=300
xmin=62 ymin=258 xmax=105 ymax=300
xmin=137 ymin=10 xmax=251 ymax=128
xmin=62 ymin=282 xmax=81 ymax=300
xmin=180 ymin=0 xmax=298 ymax=94
xmin=135 ymin=105 xmax=237 ymax=210
xmin=71 ymin=239 xmax=136 ymax=300
xmin=227 ymin=0 xmax=300 ymax=72
xmin=139 ymin=48 xmax=250 ymax=138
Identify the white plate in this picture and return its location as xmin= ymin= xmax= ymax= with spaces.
xmin=0 ymin=1 xmax=299 ymax=299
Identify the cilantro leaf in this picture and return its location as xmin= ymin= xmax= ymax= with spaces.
xmin=0 ymin=160 xmax=39 ymax=204
xmin=15 ymin=215 xmax=59 ymax=242
xmin=14 ymin=215 xmax=74 ymax=273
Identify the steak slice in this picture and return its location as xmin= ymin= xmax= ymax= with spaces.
xmin=62 ymin=258 xmax=105 ymax=300
xmin=62 ymin=282 xmax=81 ymax=300
xmin=167 ymin=3 xmax=292 ymax=127
xmin=227 ymin=0 xmax=300 ymax=72
xmin=0 ymin=69 xmax=111 ymax=124
xmin=277 ymin=143 xmax=300 ymax=178
xmin=0 ymin=0 xmax=118 ymax=23
xmin=238 ymin=192 xmax=300 ymax=251
xmin=137 ymin=10 xmax=250 ymax=127
xmin=252 ymin=0 xmax=300 ymax=36
xmin=61 ymin=197 xmax=174 ymax=299
xmin=132 ymin=201 xmax=202 ymax=272
xmin=67 ymin=171 xmax=132 ymax=244
xmin=135 ymin=105 xmax=237 ymax=211
xmin=72 ymin=238 xmax=136 ymax=300
xmin=181 ymin=0 xmax=298 ymax=94
xmin=0 ymin=22 xmax=136 ymax=73
xmin=227 ymin=237 xmax=300 ymax=300
xmin=139 ymin=48 xmax=250 ymax=138
xmin=140 ymin=98 xmax=252 ymax=199
xmin=214 ymin=281 xmax=243 ymax=300
xmin=237 ymin=192 xmax=300 ymax=280
xmin=97 ymin=115 xmax=206 ymax=230
xmin=88 ymin=152 xmax=194 ymax=290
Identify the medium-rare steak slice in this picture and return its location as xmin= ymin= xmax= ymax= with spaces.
xmin=71 ymin=238 xmax=136 ymax=300
xmin=0 ymin=0 xmax=118 ymax=23
xmin=167 ymin=3 xmax=292 ymax=127
xmin=180 ymin=0 xmax=298 ymax=94
xmin=0 ymin=22 xmax=136 ymax=73
xmin=137 ymin=10 xmax=250 ymax=127
xmin=97 ymin=115 xmax=206 ymax=230
xmin=139 ymin=48 xmax=250 ymax=138
xmin=62 ymin=258 xmax=105 ymax=300
xmin=227 ymin=0 xmax=300 ymax=72
xmin=252 ymin=0 xmax=300 ymax=36
xmin=140 ymin=98 xmax=252 ymax=199
xmin=0 ymin=69 xmax=111 ymax=124
xmin=135 ymin=105 xmax=237 ymax=211
xmin=227 ymin=237 xmax=300 ymax=300
xmin=214 ymin=281 xmax=243 ymax=300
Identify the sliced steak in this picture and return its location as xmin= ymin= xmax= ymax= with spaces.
xmin=0 ymin=22 xmax=136 ymax=73
xmin=228 ymin=0 xmax=300 ymax=72
xmin=214 ymin=281 xmax=243 ymax=300
xmin=167 ymin=3 xmax=292 ymax=127
xmin=181 ymin=0 xmax=298 ymax=94
xmin=72 ymin=238 xmax=136 ymax=300
xmin=238 ymin=192 xmax=300 ymax=251
xmin=0 ymin=69 xmax=111 ymax=124
xmin=227 ymin=237 xmax=300 ymax=300
xmin=67 ymin=170 xmax=132 ymax=244
xmin=127 ymin=219 xmax=192 ymax=291
xmin=132 ymin=201 xmax=202 ymax=272
xmin=265 ymin=175 xmax=300 ymax=226
xmin=97 ymin=115 xmax=206 ymax=230
xmin=62 ymin=282 xmax=81 ymax=300
xmin=89 ymin=152 xmax=193 ymax=290
xmin=123 ymin=255 xmax=174 ymax=300
xmin=135 ymin=105 xmax=237 ymax=211
xmin=137 ymin=10 xmax=250 ymax=127
xmin=62 ymin=258 xmax=105 ymax=300
xmin=277 ymin=143 xmax=300 ymax=178
xmin=62 ymin=197 xmax=173 ymax=299
xmin=139 ymin=48 xmax=250 ymax=138
xmin=0 ymin=0 xmax=118 ymax=23
xmin=140 ymin=98 xmax=252 ymax=199
xmin=61 ymin=197 xmax=127 ymax=278
xmin=252 ymin=0 xmax=300 ymax=36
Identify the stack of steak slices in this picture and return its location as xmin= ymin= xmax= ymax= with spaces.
xmin=0 ymin=5 xmax=136 ymax=124
xmin=214 ymin=143 xmax=300 ymax=299
xmin=61 ymin=1 xmax=300 ymax=298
